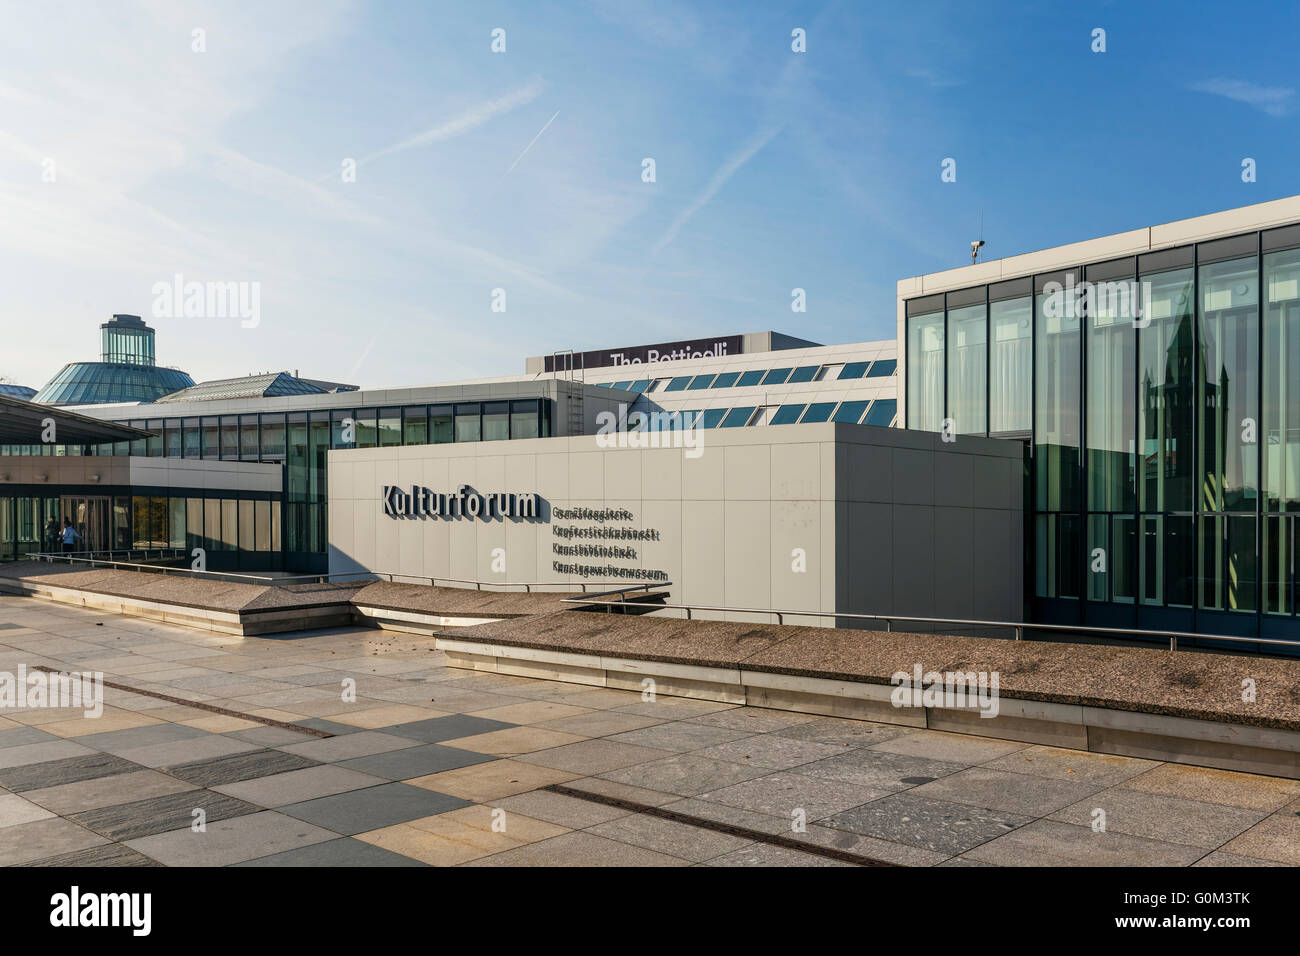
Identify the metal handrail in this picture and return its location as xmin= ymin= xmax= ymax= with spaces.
xmin=21 ymin=553 xmax=673 ymax=595
xmin=262 ymin=571 xmax=672 ymax=595
xmin=27 ymin=552 xmax=279 ymax=584
xmin=558 ymin=597 xmax=1300 ymax=652
xmin=28 ymin=549 xmax=185 ymax=562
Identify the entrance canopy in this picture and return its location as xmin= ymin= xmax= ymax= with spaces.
xmin=0 ymin=395 xmax=150 ymax=445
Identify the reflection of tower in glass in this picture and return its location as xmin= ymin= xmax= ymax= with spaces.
xmin=1140 ymin=310 xmax=1195 ymax=498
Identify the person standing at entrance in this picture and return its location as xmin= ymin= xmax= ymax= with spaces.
xmin=46 ymin=517 xmax=61 ymax=553
xmin=60 ymin=518 xmax=82 ymax=554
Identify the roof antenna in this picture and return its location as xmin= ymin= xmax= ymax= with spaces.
xmin=970 ymin=209 xmax=984 ymax=264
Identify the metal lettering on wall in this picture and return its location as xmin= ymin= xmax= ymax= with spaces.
xmin=381 ymin=484 xmax=539 ymax=520
xmin=550 ymin=506 xmax=668 ymax=581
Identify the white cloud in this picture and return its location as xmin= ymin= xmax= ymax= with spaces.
xmin=652 ymin=126 xmax=781 ymax=255
xmin=348 ymin=77 xmax=545 ymax=173
xmin=1191 ymin=78 xmax=1294 ymax=117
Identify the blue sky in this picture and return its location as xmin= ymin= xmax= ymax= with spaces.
xmin=2 ymin=0 xmax=1298 ymax=391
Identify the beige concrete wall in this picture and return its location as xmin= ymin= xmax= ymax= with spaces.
xmin=0 ymin=456 xmax=279 ymax=493
xmin=329 ymin=423 xmax=1024 ymax=629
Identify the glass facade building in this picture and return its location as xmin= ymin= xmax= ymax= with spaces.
xmin=33 ymin=315 xmax=194 ymax=405
xmin=904 ymin=221 xmax=1300 ymax=642
xmin=1 ymin=398 xmax=553 ymax=570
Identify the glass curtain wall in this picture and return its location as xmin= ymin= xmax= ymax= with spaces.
xmin=903 ymin=226 xmax=1300 ymax=637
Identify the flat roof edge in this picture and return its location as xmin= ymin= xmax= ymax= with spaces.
xmin=898 ymin=193 xmax=1300 ymax=296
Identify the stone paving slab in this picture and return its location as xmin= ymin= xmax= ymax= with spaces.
xmin=336 ymin=743 xmax=497 ymax=780
xmin=125 ymin=810 xmax=339 ymax=867
xmin=70 ymin=790 xmax=261 ymax=841
xmin=213 ymin=765 xmax=389 ymax=807
xmin=16 ymin=843 xmax=162 ymax=867
xmin=0 ymin=792 xmax=57 ymax=828
xmin=278 ymin=782 xmax=470 ymax=835
xmin=22 ymin=769 xmax=196 ymax=816
xmin=1047 ymin=788 xmax=1266 ymax=849
xmin=0 ymin=752 xmax=143 ymax=792
xmin=823 ymin=793 xmax=1032 ymax=855
xmin=379 ymin=714 xmax=516 ymax=743
xmin=164 ymin=749 xmax=321 ymax=787
xmin=0 ymin=817 xmax=108 ymax=866
xmin=234 ymin=837 xmax=429 ymax=867
xmin=461 ymin=830 xmax=688 ymax=867
xmin=961 ymin=819 xmax=1207 ymax=867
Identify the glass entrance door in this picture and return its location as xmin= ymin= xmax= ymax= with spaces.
xmin=59 ymin=496 xmax=111 ymax=552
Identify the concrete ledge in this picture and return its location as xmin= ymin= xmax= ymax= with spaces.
xmin=435 ymin=635 xmax=1300 ymax=780
xmin=352 ymin=605 xmax=502 ymax=635
xmin=0 ymin=569 xmax=526 ymax=638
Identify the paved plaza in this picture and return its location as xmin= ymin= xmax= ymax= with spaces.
xmin=1 ymin=594 xmax=1298 ymax=867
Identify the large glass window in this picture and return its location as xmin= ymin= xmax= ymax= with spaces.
xmin=771 ymin=404 xmax=806 ymax=425
xmin=330 ymin=409 xmax=355 ymax=448
xmin=483 ymin=402 xmax=509 ymax=441
xmin=261 ymin=415 xmax=286 ymax=459
xmin=182 ymin=419 xmax=201 ymax=458
xmin=989 ymin=294 xmax=1032 ymax=435
xmin=287 ymin=415 xmax=308 ymax=502
xmin=1139 ymin=514 xmax=1194 ymax=608
xmin=1264 ymin=245 xmax=1300 ymax=511
xmin=430 ymin=405 xmax=453 ymax=443
xmin=377 ymin=408 xmax=401 ymax=447
xmin=1263 ymin=515 xmax=1292 ymax=615
xmin=1085 ymin=263 xmax=1136 ymax=513
xmin=800 ymin=403 xmax=837 ymax=424
xmin=832 ymin=401 xmax=869 ymax=424
xmin=720 ymin=407 xmax=755 ymax=427
xmin=1199 ymin=514 xmax=1257 ymax=612
xmin=454 ymin=403 xmax=481 ymax=442
xmin=220 ymin=417 xmax=239 ymax=460
xmin=240 ymin=416 xmax=260 ymax=460
xmin=1198 ymin=251 xmax=1258 ymax=512
xmin=1035 ymin=275 xmax=1081 ymax=512
xmin=186 ymin=498 xmax=203 ymax=551
xmin=906 ymin=310 xmax=944 ymax=431
xmin=864 ymin=399 xmax=896 ymax=427
xmin=402 ymin=406 xmax=428 ymax=446
xmin=947 ymin=300 xmax=987 ymax=435
xmin=1035 ymin=513 xmax=1080 ymax=599
xmin=1137 ymin=265 xmax=1195 ymax=514
xmin=510 ymin=400 xmax=540 ymax=439
xmin=697 ymin=409 xmax=727 ymax=428
xmin=354 ymin=408 xmax=378 ymax=448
